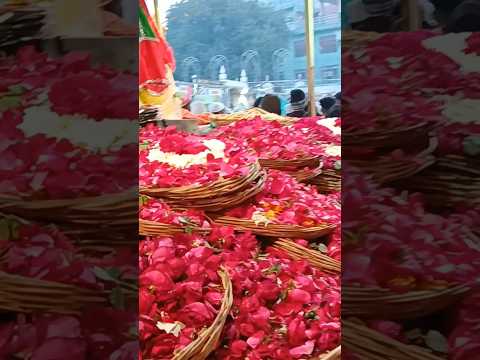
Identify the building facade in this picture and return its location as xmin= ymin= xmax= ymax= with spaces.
xmin=262 ymin=0 xmax=341 ymax=83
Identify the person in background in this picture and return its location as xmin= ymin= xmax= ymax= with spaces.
xmin=319 ymin=96 xmax=340 ymax=117
xmin=190 ymin=101 xmax=208 ymax=115
xmin=253 ymin=96 xmax=264 ymax=108
xmin=347 ymin=0 xmax=437 ymax=31
xmin=286 ymin=89 xmax=308 ymax=118
xmin=208 ymin=102 xmax=226 ymax=115
xmin=320 ymin=97 xmax=336 ymax=115
xmin=445 ymin=0 xmax=480 ymax=33
xmin=347 ymin=0 xmax=396 ymax=31
xmin=333 ymin=92 xmax=341 ymax=116
xmin=328 ymin=102 xmax=341 ymax=117
xmin=260 ymin=94 xmax=282 ymax=115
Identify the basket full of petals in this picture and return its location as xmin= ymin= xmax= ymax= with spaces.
xmin=212 ymin=245 xmax=341 ymax=359
xmin=342 ymin=170 xmax=478 ymax=320
xmin=139 ymin=125 xmax=266 ymax=211
xmin=210 ymin=118 xmax=325 ymax=171
xmin=0 ymin=216 xmax=138 ymax=314
xmin=0 ymin=47 xmax=138 ymax=239
xmin=139 ymin=196 xmax=211 ymax=237
xmin=347 ymin=136 xmax=437 ymax=185
xmin=403 ymin=155 xmax=480 ymax=208
xmin=211 ymin=171 xmax=339 ymax=240
xmin=139 ymin=234 xmax=233 ymax=359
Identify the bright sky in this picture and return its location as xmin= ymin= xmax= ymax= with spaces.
xmin=146 ymin=0 xmax=180 ymax=25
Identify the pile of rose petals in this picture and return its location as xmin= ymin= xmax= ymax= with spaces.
xmin=217 ymin=249 xmax=340 ymax=360
xmin=448 ymin=292 xmax=480 ymax=360
xmin=292 ymin=117 xmax=340 ymax=146
xmin=0 ymin=47 xmax=137 ymax=199
xmin=210 ymin=118 xmax=325 ymax=161
xmin=225 ymin=170 xmax=340 ymax=227
xmin=0 ymin=218 xmax=135 ymax=293
xmin=0 ymin=311 xmax=137 ymax=360
xmin=139 ymin=227 xmax=341 ymax=359
xmin=0 ymin=217 xmax=137 ymax=359
xmin=342 ymin=168 xmax=480 ymax=292
xmin=341 ymin=31 xmax=480 ymax=359
xmin=138 ymin=119 xmax=341 ymax=358
xmin=139 ymin=196 xmax=209 ymax=229
xmin=0 ymin=46 xmax=137 ymax=120
xmin=139 ymin=125 xmax=257 ymax=188
xmin=0 ymin=123 xmax=137 ymax=199
xmin=139 ymin=234 xmax=225 ymax=358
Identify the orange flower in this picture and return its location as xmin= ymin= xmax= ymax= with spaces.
xmin=265 ymin=210 xmax=277 ymax=220
xmin=387 ymin=276 xmax=416 ymax=291
xmin=301 ymin=219 xmax=317 ymax=227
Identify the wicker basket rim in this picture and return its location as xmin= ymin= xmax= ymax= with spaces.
xmin=343 ymin=121 xmax=429 ymax=138
xmin=273 ymin=238 xmax=341 ymax=275
xmin=140 ymin=162 xmax=260 ymax=194
xmin=172 ymin=268 xmax=233 ymax=359
xmin=0 ymin=189 xmax=136 ymax=209
xmin=343 ymin=319 xmax=444 ymax=360
xmin=213 ymin=216 xmax=336 ymax=231
xmin=343 ymin=283 xmax=469 ymax=297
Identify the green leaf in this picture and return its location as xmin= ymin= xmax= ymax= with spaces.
xmin=263 ymin=264 xmax=281 ymax=275
xmin=8 ymin=85 xmax=25 ymax=95
xmin=0 ymin=95 xmax=22 ymax=111
xmin=304 ymin=310 xmax=318 ymax=320
xmin=316 ymin=243 xmax=328 ymax=253
xmin=0 ymin=219 xmax=11 ymax=241
xmin=107 ymin=267 xmax=122 ymax=279
xmin=184 ymin=226 xmax=194 ymax=235
xmin=139 ymin=141 xmax=150 ymax=150
xmin=93 ymin=266 xmax=119 ymax=283
xmin=463 ymin=136 xmax=480 ymax=156
xmin=0 ymin=218 xmax=19 ymax=241
xmin=139 ymin=195 xmax=150 ymax=206
xmin=425 ymin=330 xmax=448 ymax=353
xmin=109 ymin=286 xmax=125 ymax=310
xmin=10 ymin=222 xmax=19 ymax=239
xmin=128 ymin=325 xmax=138 ymax=338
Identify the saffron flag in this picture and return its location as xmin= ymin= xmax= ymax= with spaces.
xmin=139 ymin=0 xmax=175 ymax=93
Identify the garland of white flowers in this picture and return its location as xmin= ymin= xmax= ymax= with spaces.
xmin=147 ymin=139 xmax=227 ymax=169
xmin=317 ymin=117 xmax=341 ymax=136
xmin=19 ymin=105 xmax=137 ymax=152
xmin=423 ymin=33 xmax=480 ymax=74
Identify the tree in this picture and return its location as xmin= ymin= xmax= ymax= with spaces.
xmin=166 ymin=0 xmax=291 ymax=81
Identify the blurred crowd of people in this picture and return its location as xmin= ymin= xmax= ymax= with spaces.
xmin=183 ymin=88 xmax=341 ymax=119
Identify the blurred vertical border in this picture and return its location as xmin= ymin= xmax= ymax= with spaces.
xmin=342 ymin=1 xmax=480 ymax=359
xmin=0 ymin=1 xmax=138 ymax=358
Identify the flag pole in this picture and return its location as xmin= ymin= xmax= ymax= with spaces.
xmin=154 ymin=0 xmax=161 ymax=29
xmin=402 ymin=0 xmax=420 ymax=30
xmin=304 ymin=0 xmax=316 ymax=116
